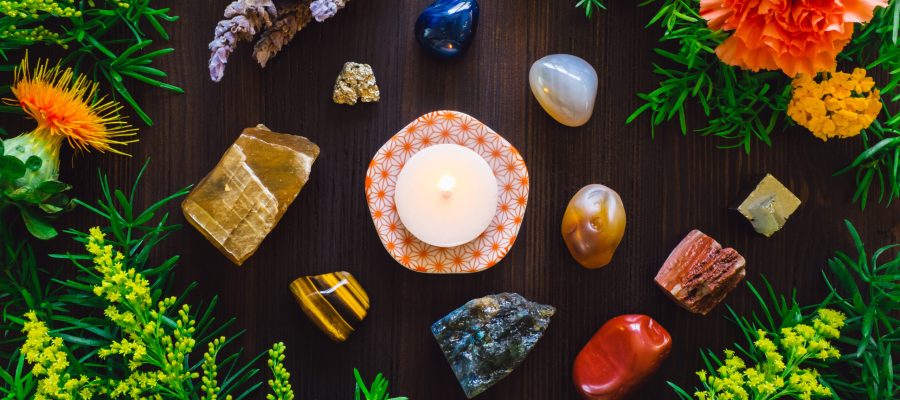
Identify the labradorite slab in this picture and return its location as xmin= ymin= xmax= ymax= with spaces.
xmin=431 ymin=293 xmax=555 ymax=398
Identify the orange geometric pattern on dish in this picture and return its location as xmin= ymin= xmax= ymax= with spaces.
xmin=365 ymin=111 xmax=529 ymax=273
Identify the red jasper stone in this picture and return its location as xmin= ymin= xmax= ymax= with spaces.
xmin=573 ymin=314 xmax=672 ymax=400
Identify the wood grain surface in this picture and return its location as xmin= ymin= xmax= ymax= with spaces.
xmin=25 ymin=1 xmax=900 ymax=399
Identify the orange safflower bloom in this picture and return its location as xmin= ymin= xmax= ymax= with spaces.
xmin=700 ymin=0 xmax=887 ymax=77
xmin=6 ymin=57 xmax=136 ymax=155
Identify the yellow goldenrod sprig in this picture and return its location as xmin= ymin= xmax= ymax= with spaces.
xmin=0 ymin=25 xmax=66 ymax=46
xmin=0 ymin=0 xmax=81 ymax=19
xmin=87 ymin=227 xmax=198 ymax=398
xmin=267 ymin=342 xmax=295 ymax=400
xmin=21 ymin=311 xmax=96 ymax=400
xmin=201 ymin=336 xmax=233 ymax=400
xmin=692 ymin=308 xmax=845 ymax=400
xmin=18 ymin=221 xmax=299 ymax=399
xmin=787 ymin=68 xmax=882 ymax=141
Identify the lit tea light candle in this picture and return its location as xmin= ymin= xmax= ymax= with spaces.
xmin=395 ymin=144 xmax=498 ymax=248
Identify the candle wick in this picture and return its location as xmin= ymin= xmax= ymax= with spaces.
xmin=438 ymin=174 xmax=456 ymax=198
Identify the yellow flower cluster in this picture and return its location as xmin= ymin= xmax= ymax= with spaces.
xmin=0 ymin=0 xmax=81 ymax=18
xmin=200 ymin=337 xmax=234 ymax=400
xmin=787 ymin=68 xmax=882 ymax=141
xmin=694 ymin=308 xmax=846 ymax=400
xmin=0 ymin=25 xmax=65 ymax=46
xmin=267 ymin=342 xmax=295 ymax=400
xmin=87 ymin=227 xmax=202 ymax=397
xmin=21 ymin=312 xmax=94 ymax=400
xmin=89 ymin=228 xmax=152 ymax=308
xmin=19 ymin=228 xmax=266 ymax=399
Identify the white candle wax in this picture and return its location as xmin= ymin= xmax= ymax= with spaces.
xmin=394 ymin=144 xmax=498 ymax=248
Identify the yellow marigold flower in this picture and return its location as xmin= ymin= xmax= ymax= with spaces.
xmin=787 ymin=68 xmax=881 ymax=141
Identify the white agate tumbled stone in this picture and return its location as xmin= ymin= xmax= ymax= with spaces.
xmin=529 ymin=54 xmax=598 ymax=127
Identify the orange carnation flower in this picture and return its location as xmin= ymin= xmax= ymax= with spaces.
xmin=700 ymin=0 xmax=887 ymax=77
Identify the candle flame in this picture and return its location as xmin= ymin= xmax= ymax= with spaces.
xmin=438 ymin=174 xmax=456 ymax=198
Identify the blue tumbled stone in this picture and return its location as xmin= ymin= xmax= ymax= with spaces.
xmin=414 ymin=0 xmax=479 ymax=59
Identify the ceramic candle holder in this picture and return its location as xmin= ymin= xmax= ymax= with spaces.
xmin=365 ymin=110 xmax=529 ymax=273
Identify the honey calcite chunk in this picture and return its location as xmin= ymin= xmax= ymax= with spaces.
xmin=654 ymin=230 xmax=746 ymax=315
xmin=737 ymin=174 xmax=801 ymax=237
xmin=562 ymin=184 xmax=626 ymax=269
xmin=182 ymin=125 xmax=319 ymax=265
xmin=573 ymin=315 xmax=672 ymax=400
xmin=290 ymin=271 xmax=369 ymax=342
xmin=432 ymin=293 xmax=555 ymax=398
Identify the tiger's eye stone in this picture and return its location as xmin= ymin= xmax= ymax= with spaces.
xmin=289 ymin=271 xmax=370 ymax=342
xmin=562 ymin=184 xmax=626 ymax=269
xmin=182 ymin=125 xmax=319 ymax=266
xmin=573 ymin=314 xmax=672 ymax=400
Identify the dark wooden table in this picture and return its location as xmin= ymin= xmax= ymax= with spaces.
xmin=46 ymin=1 xmax=900 ymax=399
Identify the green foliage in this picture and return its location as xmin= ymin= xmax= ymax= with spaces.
xmin=0 ymin=138 xmax=73 ymax=240
xmin=839 ymin=0 xmax=900 ymax=103
xmin=833 ymin=2 xmax=900 ymax=209
xmin=354 ymin=369 xmax=407 ymax=400
xmin=818 ymin=220 xmax=900 ymax=399
xmin=668 ymin=221 xmax=900 ymax=400
xmin=835 ymin=116 xmax=900 ymax=209
xmin=0 ymin=162 xmax=296 ymax=399
xmin=0 ymin=0 xmax=183 ymax=125
xmin=628 ymin=0 xmax=791 ymax=154
xmin=575 ymin=0 xmax=605 ymax=18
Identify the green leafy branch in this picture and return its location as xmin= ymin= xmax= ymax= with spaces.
xmin=836 ymin=116 xmax=900 ymax=209
xmin=0 ymin=0 xmax=182 ymax=125
xmin=628 ymin=0 xmax=790 ymax=153
xmin=817 ymin=220 xmax=900 ymax=399
xmin=835 ymin=2 xmax=900 ymax=209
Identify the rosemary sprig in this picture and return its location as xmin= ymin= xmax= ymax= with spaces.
xmin=575 ymin=0 xmax=606 ymax=18
xmin=627 ymin=0 xmax=790 ymax=153
xmin=0 ymin=0 xmax=182 ymax=125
